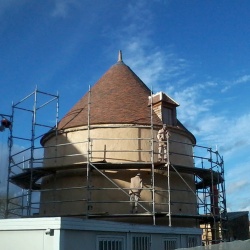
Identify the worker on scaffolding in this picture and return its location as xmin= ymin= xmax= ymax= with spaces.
xmin=157 ymin=124 xmax=170 ymax=162
xmin=129 ymin=173 xmax=143 ymax=213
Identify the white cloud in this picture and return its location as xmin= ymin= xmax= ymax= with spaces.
xmin=166 ymin=78 xmax=250 ymax=156
xmin=113 ymin=2 xmax=250 ymax=219
xmin=125 ymin=48 xmax=188 ymax=91
xmin=115 ymin=1 xmax=189 ymax=91
xmin=227 ymin=179 xmax=249 ymax=195
xmin=171 ymin=83 xmax=216 ymax=124
xmin=239 ymin=204 xmax=250 ymax=213
xmin=221 ymin=74 xmax=250 ymax=93
xmin=51 ymin=0 xmax=79 ymax=18
xmin=227 ymin=194 xmax=250 ymax=214
xmin=224 ymin=157 xmax=250 ymax=213
xmin=235 ymin=74 xmax=250 ymax=84
xmin=219 ymin=114 xmax=250 ymax=153
xmin=115 ymin=1 xmax=250 ymax=158
xmin=227 ymin=157 xmax=250 ymax=177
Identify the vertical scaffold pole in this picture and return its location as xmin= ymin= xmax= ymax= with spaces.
xmin=5 ymin=111 xmax=13 ymax=218
xmin=54 ymin=91 xmax=59 ymax=165
xmin=166 ymin=131 xmax=171 ymax=226
xmin=27 ymin=88 xmax=37 ymax=216
xmin=208 ymin=147 xmax=218 ymax=244
xmin=150 ymin=90 xmax=156 ymax=225
xmin=86 ymin=85 xmax=91 ymax=218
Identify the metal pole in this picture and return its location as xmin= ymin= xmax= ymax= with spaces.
xmin=5 ymin=110 xmax=14 ymax=218
xmin=166 ymin=131 xmax=171 ymax=226
xmin=27 ymin=89 xmax=37 ymax=216
xmin=150 ymin=90 xmax=155 ymax=225
xmin=54 ymin=92 xmax=59 ymax=165
xmin=86 ymin=85 xmax=91 ymax=218
xmin=208 ymin=148 xmax=217 ymax=244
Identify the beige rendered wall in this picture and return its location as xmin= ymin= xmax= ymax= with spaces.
xmin=43 ymin=125 xmax=193 ymax=166
xmin=40 ymin=125 xmax=197 ymax=227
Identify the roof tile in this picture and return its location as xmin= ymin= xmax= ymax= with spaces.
xmin=58 ymin=62 xmax=162 ymax=129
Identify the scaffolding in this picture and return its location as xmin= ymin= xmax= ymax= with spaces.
xmin=5 ymin=88 xmax=59 ymax=218
xmin=0 ymin=113 xmax=13 ymax=218
xmin=4 ymin=88 xmax=227 ymax=245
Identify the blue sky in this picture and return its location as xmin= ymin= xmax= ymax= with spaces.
xmin=0 ymin=0 xmax=250 ymax=215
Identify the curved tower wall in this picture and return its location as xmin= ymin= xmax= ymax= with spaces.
xmin=43 ymin=126 xmax=193 ymax=166
xmin=40 ymin=125 xmax=197 ymax=227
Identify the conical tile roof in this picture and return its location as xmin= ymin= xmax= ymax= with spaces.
xmin=58 ymin=57 xmax=162 ymax=130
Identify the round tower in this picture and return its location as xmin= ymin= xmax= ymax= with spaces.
xmin=40 ymin=52 xmax=197 ymax=227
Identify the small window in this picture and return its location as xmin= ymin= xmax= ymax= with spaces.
xmin=188 ymin=236 xmax=198 ymax=247
xmin=132 ymin=235 xmax=151 ymax=250
xmin=162 ymin=107 xmax=173 ymax=126
xmin=163 ymin=238 xmax=177 ymax=250
xmin=97 ymin=236 xmax=124 ymax=250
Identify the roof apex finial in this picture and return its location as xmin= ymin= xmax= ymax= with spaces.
xmin=118 ymin=50 xmax=123 ymax=63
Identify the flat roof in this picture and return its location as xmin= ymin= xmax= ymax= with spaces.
xmin=0 ymin=217 xmax=202 ymax=235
